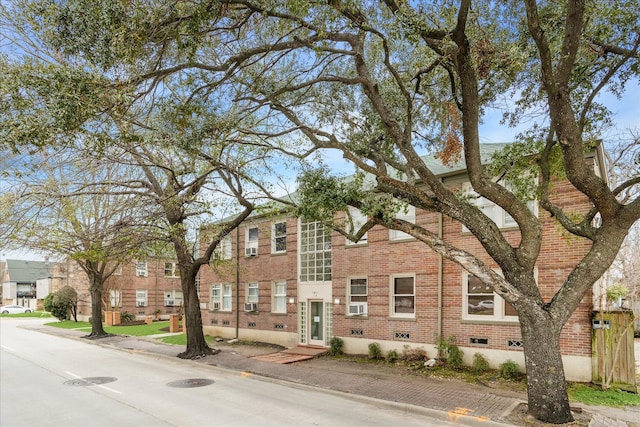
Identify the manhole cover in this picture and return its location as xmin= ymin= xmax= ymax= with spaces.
xmin=167 ymin=378 xmax=215 ymax=388
xmin=65 ymin=377 xmax=117 ymax=386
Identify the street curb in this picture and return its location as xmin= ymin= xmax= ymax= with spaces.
xmin=30 ymin=324 xmax=519 ymax=427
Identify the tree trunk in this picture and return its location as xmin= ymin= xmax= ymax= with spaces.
xmin=520 ymin=314 xmax=573 ymax=424
xmin=177 ymin=270 xmax=216 ymax=359
xmin=86 ymin=277 xmax=108 ymax=339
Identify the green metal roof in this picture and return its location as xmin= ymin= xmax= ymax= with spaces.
xmin=4 ymin=259 xmax=52 ymax=283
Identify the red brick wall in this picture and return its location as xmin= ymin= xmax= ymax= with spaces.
xmin=199 ymin=217 xmax=299 ymax=333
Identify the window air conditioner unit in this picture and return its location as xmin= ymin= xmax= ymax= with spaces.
xmin=136 ymin=271 xmax=146 ymax=277
xmin=244 ymin=303 xmax=258 ymax=312
xmin=136 ymin=301 xmax=146 ymax=307
xmin=245 ymin=247 xmax=258 ymax=257
xmin=212 ymin=302 xmax=221 ymax=311
xmin=348 ymin=303 xmax=366 ymax=315
xmin=164 ymin=299 xmax=174 ymax=306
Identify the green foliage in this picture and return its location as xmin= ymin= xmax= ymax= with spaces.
xmin=120 ymin=311 xmax=136 ymax=323
xmin=499 ymin=360 xmax=522 ymax=380
xmin=472 ymin=352 xmax=490 ymax=374
xmin=606 ymin=283 xmax=629 ymax=301
xmin=329 ymin=337 xmax=344 ymax=356
xmin=568 ymin=383 xmax=640 ymax=407
xmin=367 ymin=342 xmax=383 ymax=359
xmin=43 ymin=293 xmax=54 ymax=312
xmin=435 ymin=335 xmax=464 ymax=368
xmin=385 ymin=349 xmax=399 ymax=363
xmin=44 ymin=287 xmax=77 ymax=321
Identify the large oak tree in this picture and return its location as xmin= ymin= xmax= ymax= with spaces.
xmin=2 ymin=0 xmax=638 ymax=423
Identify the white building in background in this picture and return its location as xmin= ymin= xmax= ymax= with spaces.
xmin=1 ymin=259 xmax=66 ymax=309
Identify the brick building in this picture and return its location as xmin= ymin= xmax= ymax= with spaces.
xmin=70 ymin=257 xmax=185 ymax=320
xmin=198 ymin=144 xmax=606 ymax=382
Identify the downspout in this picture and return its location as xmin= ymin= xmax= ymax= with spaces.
xmin=437 ymin=211 xmax=444 ymax=347
xmin=155 ymin=257 xmax=159 ymax=315
xmin=235 ymin=226 xmax=240 ymax=339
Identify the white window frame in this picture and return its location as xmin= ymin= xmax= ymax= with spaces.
xmin=347 ymin=277 xmax=368 ymax=316
xmin=389 ymin=205 xmax=415 ymax=241
xmin=210 ymin=284 xmax=222 ymax=310
xmin=390 ymin=274 xmax=415 ymax=318
xmin=164 ymin=290 xmax=183 ymax=307
xmin=272 ymin=281 xmax=287 ymax=314
xmin=462 ymin=271 xmax=519 ymax=322
xmin=135 ymin=261 xmax=148 ymax=277
xmin=345 ymin=207 xmax=368 ymax=246
xmin=462 ymin=181 xmax=538 ymax=231
xmin=215 ymin=236 xmax=232 ymax=260
xmin=271 ymin=221 xmax=287 ymax=254
xmin=299 ymin=219 xmax=332 ymax=283
xmin=210 ymin=284 xmax=231 ymax=311
xmin=247 ymin=282 xmax=259 ymax=304
xmin=164 ymin=262 xmax=180 ymax=278
xmin=246 ymin=226 xmax=259 ymax=248
xmin=136 ymin=290 xmax=148 ymax=307
xmin=222 ymin=284 xmax=232 ymax=311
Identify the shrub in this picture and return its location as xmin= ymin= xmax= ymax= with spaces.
xmin=400 ymin=345 xmax=428 ymax=362
xmin=329 ymin=337 xmax=344 ymax=356
xmin=43 ymin=293 xmax=54 ymax=313
xmin=447 ymin=342 xmax=464 ymax=369
xmin=386 ymin=349 xmax=399 ymax=363
xmin=435 ymin=335 xmax=464 ymax=369
xmin=499 ymin=360 xmax=521 ymax=380
xmin=472 ymin=353 xmax=490 ymax=374
xmin=368 ymin=342 xmax=383 ymax=359
xmin=120 ymin=311 xmax=136 ymax=323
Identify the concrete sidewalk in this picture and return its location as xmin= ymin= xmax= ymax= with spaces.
xmin=31 ymin=324 xmax=640 ymax=427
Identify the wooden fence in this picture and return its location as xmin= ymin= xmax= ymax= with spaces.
xmin=592 ymin=310 xmax=637 ymax=392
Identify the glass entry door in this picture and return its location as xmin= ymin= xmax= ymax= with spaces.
xmin=309 ymin=301 xmax=324 ymax=347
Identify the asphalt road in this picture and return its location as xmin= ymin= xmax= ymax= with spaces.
xmin=1 ymin=318 xmax=461 ymax=427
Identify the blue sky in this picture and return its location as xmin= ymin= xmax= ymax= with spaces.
xmin=4 ymin=81 xmax=638 ymax=262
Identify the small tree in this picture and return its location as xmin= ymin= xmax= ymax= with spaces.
xmin=45 ymin=285 xmax=78 ymax=321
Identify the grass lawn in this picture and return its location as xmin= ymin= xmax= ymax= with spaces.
xmin=45 ymin=320 xmax=172 ymax=336
xmin=568 ymin=383 xmax=640 ymax=407
xmin=158 ymin=334 xmax=215 ymax=346
xmin=0 ymin=311 xmax=52 ymax=318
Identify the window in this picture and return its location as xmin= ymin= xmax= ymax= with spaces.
xmin=136 ymin=261 xmax=148 ymax=277
xmin=211 ymin=284 xmax=222 ymax=310
xmin=136 ymin=290 xmax=148 ymax=307
xmin=347 ymin=278 xmax=368 ymax=315
xmin=110 ymin=289 xmax=122 ymax=308
xmin=272 ymin=221 xmax=287 ymax=253
xmin=462 ymin=181 xmax=538 ymax=231
xmin=463 ymin=273 xmax=518 ymax=322
xmin=391 ymin=275 xmax=415 ymax=318
xmin=113 ymin=265 xmax=122 ymax=276
xmin=299 ymin=220 xmax=332 ymax=282
xmin=245 ymin=226 xmax=259 ymax=256
xmin=222 ymin=284 xmax=232 ymax=310
xmin=164 ymin=262 xmax=180 ymax=278
xmin=215 ymin=236 xmax=232 ymax=260
xmin=247 ymin=282 xmax=259 ymax=303
xmin=164 ymin=290 xmax=183 ymax=307
xmin=389 ymin=205 xmax=415 ymax=241
xmin=273 ymin=281 xmax=287 ymax=313
xmin=345 ymin=207 xmax=368 ymax=246
xmin=210 ymin=284 xmax=231 ymax=311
